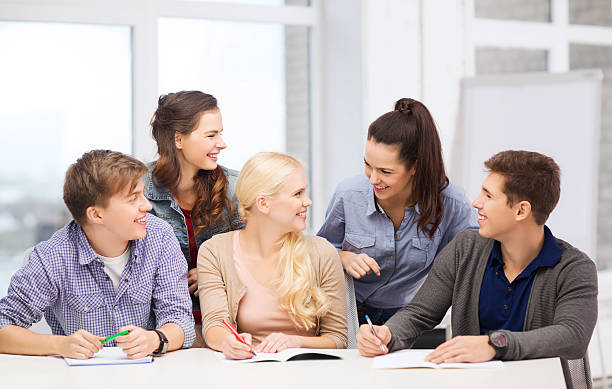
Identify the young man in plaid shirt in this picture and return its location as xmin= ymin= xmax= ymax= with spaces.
xmin=0 ymin=150 xmax=195 ymax=359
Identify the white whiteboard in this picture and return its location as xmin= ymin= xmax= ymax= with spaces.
xmin=454 ymin=70 xmax=602 ymax=261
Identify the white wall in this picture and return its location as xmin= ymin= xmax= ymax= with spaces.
xmin=315 ymin=0 xmax=468 ymax=228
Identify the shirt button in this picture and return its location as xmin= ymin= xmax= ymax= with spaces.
xmin=425 ymin=244 xmax=430 ymax=250
xmin=106 ymin=276 xmax=110 ymax=281
xmin=507 ymin=286 xmax=512 ymax=292
xmin=114 ymin=305 xmax=119 ymax=310
xmin=83 ymin=307 xmax=89 ymax=312
xmin=395 ymin=234 xmax=400 ymax=239
xmin=495 ymin=271 xmax=499 ymax=276
xmin=124 ymin=279 xmax=129 ymax=283
xmin=503 ymin=304 xmax=509 ymax=310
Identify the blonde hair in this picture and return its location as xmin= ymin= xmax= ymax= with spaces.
xmin=236 ymin=152 xmax=329 ymax=329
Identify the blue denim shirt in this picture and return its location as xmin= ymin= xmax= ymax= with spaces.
xmin=142 ymin=162 xmax=244 ymax=310
xmin=317 ymin=174 xmax=478 ymax=308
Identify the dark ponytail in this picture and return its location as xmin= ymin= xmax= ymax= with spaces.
xmin=368 ymin=98 xmax=448 ymax=239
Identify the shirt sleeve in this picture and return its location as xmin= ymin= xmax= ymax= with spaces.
xmin=151 ymin=229 xmax=195 ymax=348
xmin=497 ymin=257 xmax=598 ymax=361
xmin=315 ymin=239 xmax=348 ymax=348
xmin=316 ymin=190 xmax=346 ymax=250
xmin=197 ymin=240 xmax=232 ymax=338
xmin=385 ymin=236 xmax=457 ymax=351
xmin=0 ymin=246 xmax=58 ymax=329
xmin=438 ymin=194 xmax=479 ymax=253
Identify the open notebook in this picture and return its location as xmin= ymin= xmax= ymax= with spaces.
xmin=372 ymin=350 xmax=504 ymax=369
xmin=64 ymin=347 xmax=153 ymax=367
xmin=218 ymin=348 xmax=343 ymax=363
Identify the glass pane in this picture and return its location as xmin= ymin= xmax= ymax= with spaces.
xmin=0 ymin=22 xmax=132 ymax=297
xmin=475 ymin=0 xmax=551 ymax=22
xmin=187 ymin=0 xmax=309 ymax=6
xmin=570 ymin=0 xmax=612 ymax=27
xmin=475 ymin=47 xmax=548 ymax=74
xmin=158 ymin=18 xmax=310 ymax=174
xmin=570 ymin=44 xmax=612 ymax=269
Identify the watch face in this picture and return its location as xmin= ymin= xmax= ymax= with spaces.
xmin=490 ymin=332 xmax=507 ymax=348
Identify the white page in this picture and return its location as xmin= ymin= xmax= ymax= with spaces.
xmin=372 ymin=350 xmax=503 ymax=369
xmin=64 ymin=347 xmax=153 ymax=366
xmin=217 ymin=348 xmax=343 ymax=363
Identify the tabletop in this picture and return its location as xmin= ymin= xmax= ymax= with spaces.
xmin=0 ymin=348 xmax=567 ymax=389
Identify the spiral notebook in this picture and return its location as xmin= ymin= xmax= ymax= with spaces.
xmin=64 ymin=347 xmax=153 ymax=366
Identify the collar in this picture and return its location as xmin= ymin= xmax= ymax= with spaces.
xmin=367 ymin=185 xmax=421 ymax=216
xmin=76 ymin=223 xmax=99 ymax=265
xmin=490 ymin=225 xmax=561 ymax=271
xmin=143 ymin=162 xmax=174 ymax=201
xmin=75 ymin=221 xmax=145 ymax=265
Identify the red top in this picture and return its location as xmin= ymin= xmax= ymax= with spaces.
xmin=180 ymin=207 xmax=201 ymax=325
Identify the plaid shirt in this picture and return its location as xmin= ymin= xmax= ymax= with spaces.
xmin=0 ymin=214 xmax=195 ymax=348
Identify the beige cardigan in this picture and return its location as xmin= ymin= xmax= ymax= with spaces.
xmin=197 ymin=231 xmax=348 ymax=348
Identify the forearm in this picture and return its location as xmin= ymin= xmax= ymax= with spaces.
xmin=158 ymin=322 xmax=185 ymax=352
xmin=500 ymin=322 xmax=594 ymax=361
xmin=0 ymin=325 xmax=62 ymax=356
xmin=204 ymin=325 xmax=231 ymax=352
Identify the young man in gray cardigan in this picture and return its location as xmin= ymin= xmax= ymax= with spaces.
xmin=358 ymin=150 xmax=597 ymax=365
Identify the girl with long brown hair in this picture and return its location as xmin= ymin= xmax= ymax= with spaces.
xmin=318 ymin=97 xmax=477 ymax=327
xmin=143 ymin=91 xmax=243 ymax=344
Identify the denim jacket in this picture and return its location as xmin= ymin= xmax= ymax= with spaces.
xmin=142 ymin=161 xmax=245 ymax=310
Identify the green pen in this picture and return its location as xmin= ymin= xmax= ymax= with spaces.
xmin=100 ymin=330 xmax=130 ymax=344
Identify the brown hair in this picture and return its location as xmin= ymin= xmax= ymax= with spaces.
xmin=150 ymin=91 xmax=233 ymax=234
xmin=484 ymin=150 xmax=560 ymax=225
xmin=63 ymin=149 xmax=147 ymax=225
xmin=368 ymin=98 xmax=448 ymax=239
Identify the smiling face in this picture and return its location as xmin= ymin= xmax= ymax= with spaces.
xmin=266 ymin=166 xmax=312 ymax=234
xmin=364 ymin=139 xmax=415 ymax=207
xmin=472 ymin=172 xmax=520 ymax=240
xmin=95 ymin=179 xmax=153 ymax=243
xmin=176 ymin=109 xmax=226 ymax=172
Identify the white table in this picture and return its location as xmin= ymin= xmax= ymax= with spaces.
xmin=0 ymin=349 xmax=566 ymax=389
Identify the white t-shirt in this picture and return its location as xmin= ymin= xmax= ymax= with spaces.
xmin=98 ymin=247 xmax=131 ymax=292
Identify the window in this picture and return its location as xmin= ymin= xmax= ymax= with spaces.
xmin=158 ymin=18 xmax=311 ymax=172
xmin=0 ymin=21 xmax=131 ymax=297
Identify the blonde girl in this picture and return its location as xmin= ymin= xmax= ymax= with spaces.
xmin=197 ymin=152 xmax=347 ymax=359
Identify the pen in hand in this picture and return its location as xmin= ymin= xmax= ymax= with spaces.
xmin=100 ymin=330 xmax=130 ymax=344
xmin=365 ymin=315 xmax=386 ymax=352
xmin=222 ymin=319 xmax=256 ymax=356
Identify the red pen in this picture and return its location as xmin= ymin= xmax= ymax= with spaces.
xmin=222 ymin=319 xmax=256 ymax=356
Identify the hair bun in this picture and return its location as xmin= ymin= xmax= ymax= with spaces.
xmin=394 ymin=98 xmax=415 ymax=114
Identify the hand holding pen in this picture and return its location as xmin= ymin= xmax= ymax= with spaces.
xmin=356 ymin=315 xmax=391 ymax=357
xmin=222 ymin=319 xmax=256 ymax=360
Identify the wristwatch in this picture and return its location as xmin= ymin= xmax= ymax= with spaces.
xmin=487 ymin=331 xmax=508 ymax=359
xmin=153 ymin=329 xmax=169 ymax=356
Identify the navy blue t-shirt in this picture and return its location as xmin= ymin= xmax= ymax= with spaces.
xmin=479 ymin=226 xmax=561 ymax=334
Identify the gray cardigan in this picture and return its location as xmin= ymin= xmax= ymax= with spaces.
xmin=385 ymin=229 xmax=598 ymax=361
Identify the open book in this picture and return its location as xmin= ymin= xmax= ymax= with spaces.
xmin=372 ymin=350 xmax=504 ymax=369
xmin=64 ymin=347 xmax=153 ymax=367
xmin=218 ymin=348 xmax=343 ymax=363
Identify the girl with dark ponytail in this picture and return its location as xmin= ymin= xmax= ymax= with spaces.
xmin=318 ymin=97 xmax=477 ymax=327
xmin=143 ymin=91 xmax=244 ymax=345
